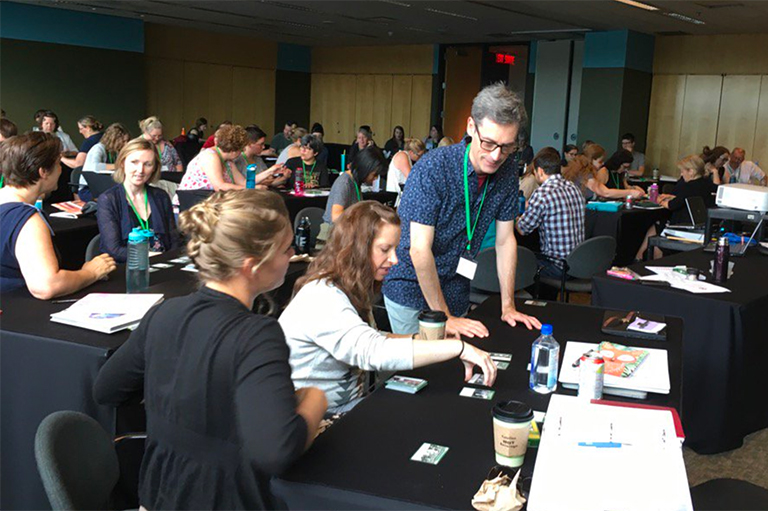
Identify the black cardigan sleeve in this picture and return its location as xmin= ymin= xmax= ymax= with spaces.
xmin=234 ymin=319 xmax=308 ymax=476
xmin=96 ymin=187 xmax=129 ymax=263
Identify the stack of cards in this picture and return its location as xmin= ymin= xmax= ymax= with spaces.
xmin=411 ymin=443 xmax=449 ymax=465
xmin=460 ymin=387 xmax=495 ymax=400
xmin=490 ymin=352 xmax=511 ymax=370
xmin=385 ymin=375 xmax=428 ymax=394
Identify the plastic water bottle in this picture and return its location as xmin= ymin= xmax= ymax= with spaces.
xmin=245 ymin=164 xmax=257 ymax=189
xmin=295 ymin=216 xmax=311 ymax=254
xmin=126 ymin=227 xmax=149 ymax=293
xmin=518 ymin=195 xmax=526 ymax=216
xmin=649 ymin=183 xmax=659 ymax=203
xmin=529 ymin=324 xmax=560 ymax=394
xmin=294 ymin=165 xmax=305 ymax=196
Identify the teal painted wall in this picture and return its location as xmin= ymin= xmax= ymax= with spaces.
xmin=277 ymin=43 xmax=311 ymax=72
xmin=0 ymin=1 xmax=143 ymax=52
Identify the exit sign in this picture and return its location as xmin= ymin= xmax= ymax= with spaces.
xmin=495 ymin=53 xmax=516 ymax=65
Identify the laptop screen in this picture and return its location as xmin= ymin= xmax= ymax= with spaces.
xmin=685 ymin=196 xmax=707 ymax=227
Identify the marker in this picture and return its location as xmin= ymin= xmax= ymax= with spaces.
xmin=577 ymin=442 xmax=628 ymax=448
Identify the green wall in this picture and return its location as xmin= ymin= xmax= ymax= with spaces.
xmin=0 ymin=38 xmax=146 ymax=145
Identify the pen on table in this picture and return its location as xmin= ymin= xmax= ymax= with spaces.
xmin=51 ymin=299 xmax=78 ymax=304
xmin=577 ymin=442 xmax=628 ymax=448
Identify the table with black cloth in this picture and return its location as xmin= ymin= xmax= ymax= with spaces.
xmin=281 ymin=190 xmax=398 ymax=223
xmin=592 ymin=247 xmax=768 ymax=454
xmin=273 ymin=296 xmax=683 ymax=510
xmin=0 ymin=249 xmax=308 ymax=510
xmin=45 ymin=207 xmax=99 ymax=269
xmin=586 ymin=207 xmax=670 ymax=265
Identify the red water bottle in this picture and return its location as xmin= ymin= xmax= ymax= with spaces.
xmin=294 ymin=165 xmax=305 ymax=196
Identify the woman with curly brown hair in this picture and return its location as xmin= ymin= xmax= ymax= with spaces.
xmin=563 ymin=143 xmax=644 ymax=201
xmin=177 ymin=124 xmax=249 ymax=193
xmin=279 ymin=200 xmax=497 ymax=414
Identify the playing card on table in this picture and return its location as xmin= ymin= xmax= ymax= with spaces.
xmin=410 ymin=443 xmax=449 ymax=465
xmin=494 ymin=361 xmax=509 ymax=370
xmin=460 ymin=387 xmax=495 ymax=400
xmin=151 ymin=263 xmax=173 ymax=269
xmin=489 ymin=352 xmax=512 ymax=362
xmin=468 ymin=373 xmax=488 ymax=386
xmin=169 ymin=256 xmax=191 ymax=264
xmin=180 ymin=264 xmax=199 ymax=273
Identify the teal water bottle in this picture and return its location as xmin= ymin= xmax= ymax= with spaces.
xmin=246 ymin=164 xmax=257 ymax=189
xmin=126 ymin=227 xmax=150 ymax=293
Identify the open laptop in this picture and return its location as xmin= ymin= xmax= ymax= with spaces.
xmin=703 ymin=215 xmax=764 ymax=257
xmin=667 ymin=196 xmax=707 ymax=230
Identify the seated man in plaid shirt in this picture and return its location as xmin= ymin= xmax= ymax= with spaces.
xmin=516 ymin=147 xmax=585 ymax=281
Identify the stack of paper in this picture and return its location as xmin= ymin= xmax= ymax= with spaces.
xmin=559 ymin=341 xmax=670 ymax=398
xmin=661 ymin=227 xmax=705 ymax=243
xmin=528 ymin=395 xmax=691 ymax=511
xmin=50 ymin=293 xmax=164 ymax=333
xmin=50 ymin=200 xmax=85 ymax=219
xmin=641 ymin=266 xmax=730 ymax=294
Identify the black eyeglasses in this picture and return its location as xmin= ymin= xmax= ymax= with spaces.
xmin=473 ymin=119 xmax=517 ymax=155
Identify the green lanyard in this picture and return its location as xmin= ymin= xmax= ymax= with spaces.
xmin=611 ymin=171 xmax=621 ymax=189
xmin=107 ymin=152 xmax=114 ymax=164
xmin=302 ymin=160 xmax=317 ymax=182
xmin=241 ymin=151 xmax=251 ymax=165
xmin=216 ymin=147 xmax=235 ymax=183
xmin=0 ymin=175 xmax=4 ymax=188
xmin=352 ymin=180 xmax=361 ymax=201
xmin=156 ymin=144 xmax=163 ymax=162
xmin=463 ymin=144 xmax=489 ymax=252
xmin=125 ymin=188 xmax=150 ymax=231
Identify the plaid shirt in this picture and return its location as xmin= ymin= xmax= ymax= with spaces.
xmin=517 ymin=174 xmax=585 ymax=268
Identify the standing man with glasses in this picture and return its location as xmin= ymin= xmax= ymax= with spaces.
xmin=383 ymin=83 xmax=541 ymax=337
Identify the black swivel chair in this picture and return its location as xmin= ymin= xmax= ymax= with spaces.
xmin=537 ymin=236 xmax=617 ymax=302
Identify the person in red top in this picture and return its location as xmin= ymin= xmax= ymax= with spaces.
xmin=202 ymin=121 xmax=233 ymax=149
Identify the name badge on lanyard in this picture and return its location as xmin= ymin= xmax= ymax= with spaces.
xmin=457 ymin=143 xmax=487 ymax=281
xmin=456 ymin=254 xmax=478 ymax=280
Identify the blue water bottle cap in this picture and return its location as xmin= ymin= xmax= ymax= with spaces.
xmin=541 ymin=324 xmax=553 ymax=336
xmin=128 ymin=227 xmax=144 ymax=243
xmin=142 ymin=228 xmax=154 ymax=240
xmin=246 ymin=164 xmax=256 ymax=171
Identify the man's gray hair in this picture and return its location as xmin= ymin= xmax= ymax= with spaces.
xmin=471 ymin=82 xmax=528 ymax=128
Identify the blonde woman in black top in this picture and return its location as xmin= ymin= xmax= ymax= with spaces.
xmin=94 ymin=190 xmax=327 ymax=510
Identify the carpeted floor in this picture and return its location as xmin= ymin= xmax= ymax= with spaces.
xmin=566 ymin=292 xmax=768 ymax=491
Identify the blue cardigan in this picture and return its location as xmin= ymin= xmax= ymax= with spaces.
xmin=97 ymin=184 xmax=179 ymax=263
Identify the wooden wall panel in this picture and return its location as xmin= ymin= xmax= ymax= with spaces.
xmin=679 ymin=75 xmax=722 ymax=162
xmin=410 ymin=75 xmax=434 ymax=142
xmin=716 ymin=75 xmax=761 ymax=157
xmin=183 ymin=62 xmax=211 ymax=131
xmin=372 ymin=75 xmax=393 ymax=143
xmin=754 ymin=76 xmax=768 ymax=169
xmin=232 ymin=67 xmax=276 ymax=131
xmin=208 ymin=64 xmax=233 ymax=128
xmin=646 ymin=75 xmax=686 ymax=174
xmin=391 ymin=75 xmax=413 ymax=138
xmin=145 ymin=58 xmax=185 ymax=138
xmin=355 ymin=75 xmax=376 ymax=134
xmin=312 ymin=45 xmax=434 ymax=75
xmin=654 ymin=35 xmax=768 ymax=75
xmin=145 ymin=23 xmax=277 ymax=69
xmin=311 ymin=74 xmax=357 ymax=144
xmin=443 ymin=46 xmax=482 ymax=142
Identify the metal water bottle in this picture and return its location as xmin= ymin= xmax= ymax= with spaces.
xmin=245 ymin=164 xmax=257 ymax=189
xmin=294 ymin=165 xmax=305 ymax=196
xmin=295 ymin=216 xmax=311 ymax=254
xmin=518 ymin=195 xmax=526 ymax=216
xmin=126 ymin=227 xmax=149 ymax=293
xmin=713 ymin=236 xmax=729 ymax=284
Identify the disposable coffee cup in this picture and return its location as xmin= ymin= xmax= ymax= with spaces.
xmin=418 ymin=310 xmax=447 ymax=340
xmin=492 ymin=400 xmax=534 ymax=468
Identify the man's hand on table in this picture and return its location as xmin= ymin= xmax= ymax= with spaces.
xmin=446 ymin=316 xmax=489 ymax=338
xmin=501 ymin=306 xmax=542 ymax=330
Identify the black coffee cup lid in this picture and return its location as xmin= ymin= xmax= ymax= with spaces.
xmin=418 ymin=310 xmax=447 ymax=323
xmin=492 ymin=400 xmax=534 ymax=423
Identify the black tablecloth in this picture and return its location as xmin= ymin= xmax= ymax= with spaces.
xmin=0 ymin=250 xmax=308 ymax=510
xmin=592 ymin=248 xmax=768 ymax=454
xmin=586 ymin=207 xmax=670 ymax=265
xmin=274 ymin=296 xmax=683 ymax=510
xmin=282 ymin=190 xmax=397 ymax=224
xmin=45 ymin=207 xmax=100 ymax=270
